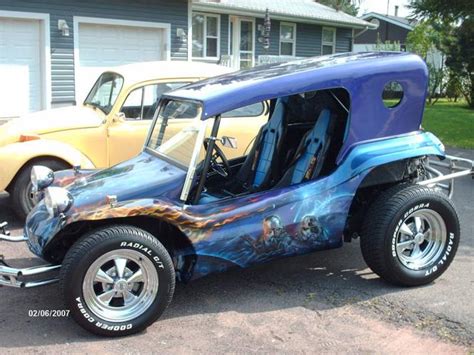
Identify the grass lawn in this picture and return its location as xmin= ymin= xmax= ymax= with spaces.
xmin=422 ymin=100 xmax=474 ymax=149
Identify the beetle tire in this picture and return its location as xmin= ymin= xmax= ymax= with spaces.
xmin=360 ymin=184 xmax=460 ymax=287
xmin=60 ymin=225 xmax=175 ymax=337
xmin=10 ymin=159 xmax=69 ymax=220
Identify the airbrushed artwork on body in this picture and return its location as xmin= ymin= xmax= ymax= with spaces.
xmin=187 ymin=178 xmax=360 ymax=278
xmin=25 ymin=131 xmax=445 ymax=278
xmin=27 ymin=169 xmax=365 ymax=278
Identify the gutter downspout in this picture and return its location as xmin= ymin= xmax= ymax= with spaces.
xmin=188 ymin=0 xmax=193 ymax=61
xmin=353 ymin=25 xmax=370 ymax=39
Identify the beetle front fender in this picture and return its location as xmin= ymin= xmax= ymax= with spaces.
xmin=0 ymin=139 xmax=96 ymax=191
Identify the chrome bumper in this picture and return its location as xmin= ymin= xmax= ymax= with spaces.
xmin=418 ymin=154 xmax=474 ymax=198
xmin=0 ymin=222 xmax=61 ymax=288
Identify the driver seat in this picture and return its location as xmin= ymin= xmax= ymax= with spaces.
xmin=233 ymin=96 xmax=289 ymax=189
xmin=198 ymin=97 xmax=288 ymax=204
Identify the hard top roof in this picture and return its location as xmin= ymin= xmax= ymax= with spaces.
xmin=165 ymin=52 xmax=429 ymax=162
xmin=165 ymin=52 xmax=428 ymax=119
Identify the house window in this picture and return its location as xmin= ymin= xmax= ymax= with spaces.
xmin=192 ymin=13 xmax=220 ymax=59
xmin=280 ymin=22 xmax=296 ymax=56
xmin=322 ymin=27 xmax=336 ymax=55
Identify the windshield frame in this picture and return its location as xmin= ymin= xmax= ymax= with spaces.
xmin=84 ymin=71 xmax=124 ymax=114
xmin=144 ymin=98 xmax=208 ymax=201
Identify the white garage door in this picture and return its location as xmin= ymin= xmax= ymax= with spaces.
xmin=77 ymin=22 xmax=166 ymax=102
xmin=0 ymin=18 xmax=42 ymax=118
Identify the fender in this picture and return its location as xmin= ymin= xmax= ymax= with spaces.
xmin=336 ymin=130 xmax=445 ymax=183
xmin=0 ymin=139 xmax=96 ymax=191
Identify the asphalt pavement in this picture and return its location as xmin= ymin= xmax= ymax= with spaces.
xmin=0 ymin=148 xmax=472 ymax=353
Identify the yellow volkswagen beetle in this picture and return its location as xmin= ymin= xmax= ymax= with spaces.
xmin=0 ymin=61 xmax=268 ymax=218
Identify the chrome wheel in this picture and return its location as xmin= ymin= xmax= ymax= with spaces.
xmin=24 ymin=181 xmax=36 ymax=211
xmin=395 ymin=209 xmax=447 ymax=270
xmin=83 ymin=250 xmax=159 ymax=323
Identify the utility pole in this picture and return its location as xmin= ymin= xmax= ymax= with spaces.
xmin=386 ymin=0 xmax=390 ymax=15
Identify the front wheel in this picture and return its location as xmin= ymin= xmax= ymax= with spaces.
xmin=60 ymin=225 xmax=175 ymax=336
xmin=360 ymin=184 xmax=460 ymax=287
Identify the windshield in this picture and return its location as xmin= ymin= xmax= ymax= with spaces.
xmin=147 ymin=99 xmax=203 ymax=167
xmin=84 ymin=72 xmax=124 ymax=114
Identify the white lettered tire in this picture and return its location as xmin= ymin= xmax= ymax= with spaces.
xmin=360 ymin=184 xmax=460 ymax=286
xmin=60 ymin=225 xmax=175 ymax=336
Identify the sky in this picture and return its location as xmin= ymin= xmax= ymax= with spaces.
xmin=358 ymin=0 xmax=413 ymax=17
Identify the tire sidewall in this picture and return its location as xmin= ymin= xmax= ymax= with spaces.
xmin=386 ymin=196 xmax=459 ymax=285
xmin=64 ymin=232 xmax=173 ymax=336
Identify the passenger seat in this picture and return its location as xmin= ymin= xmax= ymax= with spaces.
xmin=276 ymin=109 xmax=334 ymax=186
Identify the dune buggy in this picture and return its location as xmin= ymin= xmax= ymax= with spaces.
xmin=1 ymin=52 xmax=472 ymax=336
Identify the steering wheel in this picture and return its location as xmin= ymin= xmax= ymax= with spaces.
xmin=203 ymin=139 xmax=231 ymax=178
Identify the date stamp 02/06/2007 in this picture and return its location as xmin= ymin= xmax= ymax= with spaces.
xmin=28 ymin=309 xmax=70 ymax=318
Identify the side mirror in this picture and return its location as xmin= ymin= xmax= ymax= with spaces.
xmin=220 ymin=136 xmax=238 ymax=149
xmin=114 ymin=112 xmax=126 ymax=122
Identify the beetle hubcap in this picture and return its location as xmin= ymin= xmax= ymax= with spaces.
xmin=395 ymin=209 xmax=447 ymax=270
xmin=25 ymin=182 xmax=36 ymax=210
xmin=83 ymin=250 xmax=159 ymax=323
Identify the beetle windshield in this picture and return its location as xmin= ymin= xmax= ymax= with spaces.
xmin=147 ymin=99 xmax=203 ymax=168
xmin=84 ymin=72 xmax=124 ymax=114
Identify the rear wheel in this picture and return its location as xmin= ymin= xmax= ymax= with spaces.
xmin=10 ymin=159 xmax=69 ymax=219
xmin=60 ymin=225 xmax=175 ymax=337
xmin=360 ymin=184 xmax=460 ymax=286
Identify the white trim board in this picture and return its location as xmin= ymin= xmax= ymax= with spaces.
xmin=322 ymin=27 xmax=336 ymax=55
xmin=361 ymin=12 xmax=414 ymax=31
xmin=279 ymin=22 xmax=297 ymax=56
xmin=191 ymin=12 xmax=221 ymax=60
xmin=187 ymin=0 xmax=193 ymax=61
xmin=0 ymin=10 xmax=51 ymax=111
xmin=73 ymin=16 xmax=172 ymax=102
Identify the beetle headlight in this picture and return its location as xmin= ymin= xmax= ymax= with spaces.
xmin=31 ymin=165 xmax=54 ymax=190
xmin=44 ymin=187 xmax=73 ymax=217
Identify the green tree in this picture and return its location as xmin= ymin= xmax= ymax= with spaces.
xmin=446 ymin=71 xmax=462 ymax=102
xmin=316 ymin=0 xmax=360 ymax=16
xmin=444 ymin=19 xmax=474 ymax=107
xmin=409 ymin=0 xmax=472 ymax=22
xmin=410 ymin=0 xmax=474 ymax=108
xmin=406 ymin=21 xmax=448 ymax=105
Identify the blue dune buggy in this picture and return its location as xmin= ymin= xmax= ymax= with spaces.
xmin=1 ymin=52 xmax=472 ymax=336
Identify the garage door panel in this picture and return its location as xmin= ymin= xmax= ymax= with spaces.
xmin=76 ymin=22 xmax=166 ymax=102
xmin=0 ymin=18 xmax=42 ymax=118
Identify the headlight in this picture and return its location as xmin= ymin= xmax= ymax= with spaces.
xmin=44 ymin=187 xmax=73 ymax=217
xmin=31 ymin=165 xmax=54 ymax=190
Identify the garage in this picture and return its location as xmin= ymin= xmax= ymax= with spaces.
xmin=0 ymin=17 xmax=43 ymax=118
xmin=75 ymin=20 xmax=169 ymax=101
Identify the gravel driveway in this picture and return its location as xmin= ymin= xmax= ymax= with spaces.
xmin=0 ymin=148 xmax=472 ymax=353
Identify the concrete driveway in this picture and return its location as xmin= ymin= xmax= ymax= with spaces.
xmin=0 ymin=149 xmax=472 ymax=353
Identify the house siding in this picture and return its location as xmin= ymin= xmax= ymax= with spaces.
xmin=256 ymin=20 xmax=351 ymax=60
xmin=335 ymin=27 xmax=353 ymax=53
xmin=355 ymin=18 xmax=411 ymax=45
xmin=255 ymin=18 xmax=280 ymax=57
xmin=296 ymin=23 xmax=322 ymax=57
xmin=221 ymin=14 xmax=229 ymax=56
xmin=0 ymin=0 xmax=188 ymax=105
